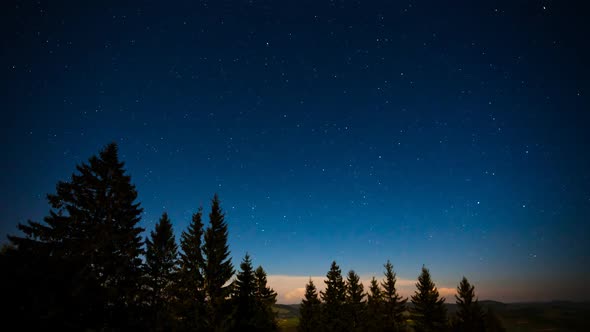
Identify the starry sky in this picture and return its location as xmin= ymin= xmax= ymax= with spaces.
xmin=2 ymin=0 xmax=589 ymax=303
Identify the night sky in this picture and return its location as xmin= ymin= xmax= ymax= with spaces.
xmin=2 ymin=0 xmax=589 ymax=303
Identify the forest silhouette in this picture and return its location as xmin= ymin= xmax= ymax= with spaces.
xmin=0 ymin=143 xmax=506 ymax=331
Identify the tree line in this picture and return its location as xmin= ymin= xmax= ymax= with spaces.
xmin=0 ymin=143 xmax=277 ymax=331
xmin=298 ymin=261 xmax=505 ymax=332
xmin=0 ymin=142 xmax=508 ymax=332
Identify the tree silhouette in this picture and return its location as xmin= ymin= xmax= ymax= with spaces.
xmin=298 ymin=278 xmax=322 ymax=332
xmin=382 ymin=260 xmax=408 ymax=331
xmin=177 ymin=207 xmax=207 ymax=330
xmin=453 ymin=277 xmax=485 ymax=332
xmin=410 ymin=266 xmax=448 ymax=332
xmin=0 ymin=143 xmax=520 ymax=332
xmin=254 ymin=265 xmax=278 ymax=331
xmin=144 ymin=212 xmax=178 ymax=331
xmin=203 ymin=194 xmax=234 ymax=331
xmin=231 ymin=257 xmax=277 ymax=331
xmin=7 ymin=142 xmax=144 ymax=329
xmin=367 ymin=276 xmax=385 ymax=332
xmin=320 ymin=261 xmax=347 ymax=331
xmin=345 ymin=270 xmax=366 ymax=331
xmin=232 ymin=254 xmax=257 ymax=330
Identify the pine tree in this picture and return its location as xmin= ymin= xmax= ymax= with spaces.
xmin=232 ymin=254 xmax=257 ymax=331
xmin=320 ymin=261 xmax=347 ymax=332
xmin=254 ymin=265 xmax=278 ymax=331
xmin=367 ymin=276 xmax=385 ymax=332
xmin=298 ymin=279 xmax=322 ymax=332
xmin=144 ymin=212 xmax=178 ymax=331
xmin=453 ymin=277 xmax=485 ymax=332
xmin=345 ymin=270 xmax=366 ymax=331
xmin=382 ymin=260 xmax=408 ymax=331
xmin=8 ymin=143 xmax=144 ymax=329
xmin=177 ymin=208 xmax=207 ymax=330
xmin=203 ymin=194 xmax=234 ymax=331
xmin=410 ymin=266 xmax=448 ymax=332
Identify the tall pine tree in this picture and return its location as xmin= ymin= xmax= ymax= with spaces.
xmin=232 ymin=254 xmax=257 ymax=331
xmin=345 ymin=270 xmax=366 ymax=331
xmin=144 ymin=212 xmax=178 ymax=331
xmin=7 ymin=143 xmax=145 ymax=329
xmin=382 ymin=260 xmax=407 ymax=331
xmin=298 ymin=279 xmax=322 ymax=332
xmin=410 ymin=266 xmax=448 ymax=332
xmin=320 ymin=261 xmax=347 ymax=332
xmin=453 ymin=277 xmax=485 ymax=332
xmin=254 ymin=266 xmax=278 ymax=331
xmin=367 ymin=276 xmax=385 ymax=332
xmin=177 ymin=208 xmax=207 ymax=330
xmin=203 ymin=194 xmax=234 ymax=331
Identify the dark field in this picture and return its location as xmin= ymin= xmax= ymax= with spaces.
xmin=275 ymin=301 xmax=590 ymax=332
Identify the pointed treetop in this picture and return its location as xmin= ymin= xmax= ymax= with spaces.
xmin=346 ymin=269 xmax=365 ymax=303
xmin=321 ymin=260 xmax=346 ymax=304
xmin=456 ymin=276 xmax=477 ymax=305
xmin=302 ymin=277 xmax=320 ymax=303
xmin=454 ymin=276 xmax=485 ymax=331
xmin=254 ymin=265 xmax=278 ymax=304
xmin=411 ymin=265 xmax=447 ymax=330
xmin=241 ymin=253 xmax=253 ymax=268
xmin=202 ymin=194 xmax=234 ymax=330
xmin=304 ymin=278 xmax=318 ymax=296
xmin=235 ymin=253 xmax=256 ymax=296
xmin=102 ymin=142 xmax=119 ymax=156
xmin=97 ymin=142 xmax=124 ymax=169
xmin=368 ymin=276 xmax=382 ymax=302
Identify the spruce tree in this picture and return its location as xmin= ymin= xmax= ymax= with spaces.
xmin=410 ymin=266 xmax=448 ymax=332
xmin=345 ymin=270 xmax=366 ymax=331
xmin=320 ymin=261 xmax=347 ymax=332
xmin=232 ymin=254 xmax=257 ymax=331
xmin=298 ymin=279 xmax=322 ymax=332
xmin=8 ymin=143 xmax=144 ymax=329
xmin=144 ymin=212 xmax=178 ymax=331
xmin=177 ymin=208 xmax=207 ymax=330
xmin=254 ymin=265 xmax=278 ymax=331
xmin=367 ymin=276 xmax=385 ymax=332
xmin=453 ymin=277 xmax=485 ymax=332
xmin=202 ymin=194 xmax=234 ymax=331
xmin=382 ymin=260 xmax=407 ymax=331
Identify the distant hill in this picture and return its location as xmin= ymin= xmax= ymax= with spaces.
xmin=274 ymin=301 xmax=590 ymax=332
xmin=445 ymin=299 xmax=507 ymax=314
xmin=480 ymin=301 xmax=590 ymax=332
xmin=274 ymin=304 xmax=300 ymax=331
xmin=274 ymin=304 xmax=300 ymax=319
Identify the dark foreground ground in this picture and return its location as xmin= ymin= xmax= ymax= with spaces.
xmin=274 ymin=301 xmax=590 ymax=332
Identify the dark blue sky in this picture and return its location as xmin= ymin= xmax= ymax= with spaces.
xmin=2 ymin=0 xmax=589 ymax=302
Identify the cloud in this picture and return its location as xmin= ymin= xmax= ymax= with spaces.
xmin=395 ymin=279 xmax=417 ymax=287
xmin=437 ymin=287 xmax=457 ymax=298
xmin=283 ymin=287 xmax=307 ymax=302
xmin=267 ymin=275 xmax=325 ymax=304
xmin=267 ymin=274 xmax=455 ymax=304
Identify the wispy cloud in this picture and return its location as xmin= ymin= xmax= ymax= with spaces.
xmin=437 ymin=287 xmax=457 ymax=298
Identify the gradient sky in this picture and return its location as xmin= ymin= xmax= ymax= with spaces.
xmin=2 ymin=0 xmax=589 ymax=303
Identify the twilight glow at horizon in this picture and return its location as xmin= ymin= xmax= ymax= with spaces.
xmin=2 ymin=0 xmax=588 ymax=303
